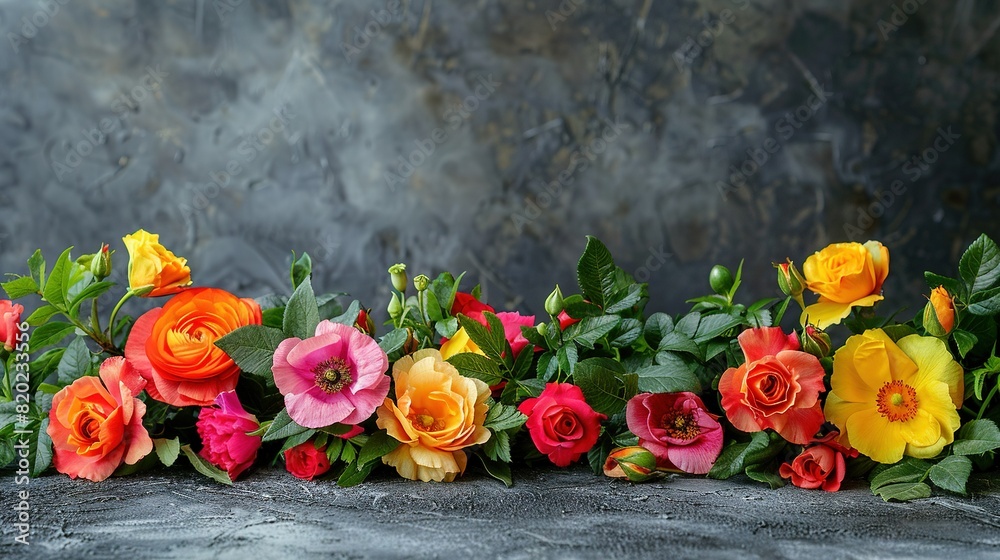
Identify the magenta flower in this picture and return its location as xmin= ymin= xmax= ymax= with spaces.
xmin=626 ymin=392 xmax=724 ymax=474
xmin=495 ymin=312 xmax=535 ymax=357
xmin=196 ymin=391 xmax=262 ymax=480
xmin=272 ymin=320 xmax=390 ymax=429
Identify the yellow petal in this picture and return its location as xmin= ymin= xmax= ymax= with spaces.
xmin=801 ymin=301 xmax=853 ymax=329
xmin=846 ymin=408 xmax=905 ymax=464
xmin=896 ymin=334 xmax=964 ymax=407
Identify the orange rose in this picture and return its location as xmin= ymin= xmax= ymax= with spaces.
xmin=47 ymin=357 xmax=153 ymax=481
xmin=122 ymin=229 xmax=192 ymax=297
xmin=375 ymin=349 xmax=490 ymax=482
xmin=801 ymin=240 xmax=889 ymax=329
xmin=923 ymin=286 xmax=956 ymax=337
xmin=125 ymin=287 xmax=261 ymax=407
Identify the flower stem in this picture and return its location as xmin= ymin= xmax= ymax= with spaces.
xmin=977 ymin=383 xmax=999 ymax=420
xmin=107 ymin=289 xmax=136 ymax=346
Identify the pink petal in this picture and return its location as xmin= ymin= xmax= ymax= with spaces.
xmin=272 ymin=337 xmax=316 ymax=395
xmin=285 ymin=390 xmax=354 ymax=429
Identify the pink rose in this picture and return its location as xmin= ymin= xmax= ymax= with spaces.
xmin=0 ymin=300 xmax=24 ymax=351
xmin=626 ymin=392 xmax=723 ymax=474
xmin=196 ymin=391 xmax=262 ymax=480
xmin=518 ymin=383 xmax=605 ymax=467
xmin=495 ymin=312 xmax=535 ymax=357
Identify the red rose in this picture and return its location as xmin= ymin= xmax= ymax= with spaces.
xmin=451 ymin=292 xmax=494 ymax=324
xmin=284 ymin=440 xmax=332 ymax=481
xmin=556 ymin=310 xmax=580 ymax=330
xmin=518 ymin=383 xmax=606 ymax=467
xmin=779 ymin=432 xmax=858 ymax=492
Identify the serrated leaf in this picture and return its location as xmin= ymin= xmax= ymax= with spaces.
xmin=967 ymin=286 xmax=1000 ymax=316
xmin=329 ymin=300 xmax=361 ymax=326
xmin=28 ymin=249 xmax=45 ymax=289
xmin=283 ymin=276 xmax=320 ymax=339
xmin=262 ymin=409 xmax=310 ymax=442
xmin=693 ymin=313 xmax=742 ymax=343
xmin=643 ymin=313 xmax=674 ymax=347
xmin=573 ymin=358 xmax=632 ymax=416
xmin=154 ymin=437 xmax=180 ymax=467
xmin=2 ymin=276 xmax=39 ymax=299
xmin=42 ymin=248 xmax=73 ymax=309
xmin=953 ymin=330 xmax=978 ymax=359
xmin=564 ymin=315 xmax=619 ymax=349
xmin=576 ymin=236 xmax=617 ymax=309
xmin=278 ymin=429 xmax=317 ymax=454
xmin=25 ymin=305 xmax=60 ymax=326
xmin=447 ymin=352 xmax=503 ymax=385
xmin=357 ymin=430 xmax=400 ymax=466
xmin=869 ymin=457 xmax=931 ymax=489
xmin=563 ymin=297 xmax=604 ymax=319
xmin=609 ymin=318 xmax=642 ymax=348
xmin=29 ymin=419 xmax=53 ymax=477
xmin=485 ymin=402 xmax=527 ymax=431
xmin=181 ymin=444 xmax=233 ymax=485
xmin=482 ymin=429 xmax=511 ymax=462
xmin=378 ymin=328 xmax=408 ymax=355
xmin=29 ymin=322 xmax=76 ymax=352
xmin=338 ymin=460 xmax=376 ymax=487
xmin=928 ymin=455 xmax=972 ymax=495
xmin=604 ymin=284 xmax=643 ymax=314
xmin=510 ymin=339 xmax=535 ymax=379
xmin=745 ymin=463 xmax=786 ymax=489
xmin=635 ymin=357 xmax=701 ymax=393
xmin=925 ymin=271 xmax=965 ymax=299
xmin=960 ymin=234 xmax=1000 ymax=294
xmin=659 ymin=331 xmax=700 ymax=355
xmin=952 ymin=419 xmax=1000 ymax=456
xmin=875 ymin=482 xmax=931 ymax=502
xmin=556 ymin=344 xmax=578 ymax=376
xmin=68 ymin=281 xmax=115 ymax=316
xmin=476 ymin=453 xmax=513 ymax=487
xmin=457 ymin=313 xmax=508 ymax=363
xmin=290 ymin=252 xmax=312 ymax=289
xmin=215 ymin=325 xmax=287 ymax=378
xmin=708 ymin=432 xmax=771 ymax=480
xmin=56 ymin=337 xmax=92 ymax=384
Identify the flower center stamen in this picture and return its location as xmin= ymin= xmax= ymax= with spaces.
xmin=876 ymin=380 xmax=919 ymax=422
xmin=313 ymin=357 xmax=353 ymax=394
xmin=661 ymin=411 xmax=700 ymax=440
xmin=407 ymin=410 xmax=446 ymax=432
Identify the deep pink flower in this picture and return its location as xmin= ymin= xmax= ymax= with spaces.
xmin=496 ymin=312 xmax=535 ymax=357
xmin=196 ymin=391 xmax=261 ymax=480
xmin=519 ymin=383 xmax=605 ymax=467
xmin=0 ymin=300 xmax=23 ymax=351
xmin=272 ymin=320 xmax=390 ymax=429
xmin=626 ymin=392 xmax=723 ymax=474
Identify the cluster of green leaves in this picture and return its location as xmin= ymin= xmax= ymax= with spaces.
xmin=385 ymin=269 xmax=475 ymax=354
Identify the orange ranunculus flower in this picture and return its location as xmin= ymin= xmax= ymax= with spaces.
xmin=47 ymin=357 xmax=153 ymax=482
xmin=125 ymin=287 xmax=262 ymax=407
xmin=375 ymin=349 xmax=491 ymax=482
xmin=800 ymin=240 xmax=889 ymax=329
xmin=122 ymin=229 xmax=192 ymax=297
xmin=438 ymin=327 xmax=484 ymax=360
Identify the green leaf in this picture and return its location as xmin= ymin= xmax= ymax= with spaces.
xmin=693 ymin=313 xmax=742 ymax=343
xmin=928 ymin=455 xmax=972 ymax=495
xmin=967 ymin=286 xmax=1000 ymax=316
xmin=875 ymin=482 xmax=931 ymax=502
xmin=181 ymin=444 xmax=233 ymax=485
xmin=329 ymin=300 xmax=361 ymax=326
xmin=745 ymin=463 xmax=785 ymax=489
xmin=215 ymin=325 xmax=287 ymax=378
xmin=953 ymin=330 xmax=978 ymax=359
xmin=424 ymin=290 xmax=444 ymax=323
xmin=457 ymin=313 xmax=508 ymax=363
xmin=485 ymin=402 xmax=527 ymax=431
xmin=576 ymin=236 xmax=617 ymax=309
xmin=153 ymin=437 xmax=181 ymax=467
xmin=960 ymin=234 xmax=1000 ymax=294
xmin=29 ymin=322 xmax=76 ymax=352
xmin=278 ymin=429 xmax=317 ymax=453
xmin=261 ymin=409 xmax=310 ymax=442
xmin=436 ymin=317 xmax=459 ymax=340
xmin=29 ymin=419 xmax=53 ymax=477
xmin=290 ymin=252 xmax=312 ymax=289
xmin=42 ymin=247 xmax=74 ymax=309
xmin=573 ymin=358 xmax=633 ymax=416
xmin=476 ymin=454 xmax=513 ymax=487
xmin=604 ymin=284 xmax=643 ymax=314
xmin=925 ymin=271 xmax=965 ymax=299
xmin=869 ymin=457 xmax=931 ymax=489
xmin=283 ymin=276 xmax=320 ymax=339
xmin=658 ymin=331 xmax=700 ymax=356
xmin=357 ymin=430 xmax=401 ymax=466
xmin=28 ymin=249 xmax=45 ymax=290
xmin=56 ymin=337 xmax=92 ymax=384
xmin=952 ymin=419 xmax=1000 ymax=456
xmin=510 ymin=339 xmax=535 ymax=379
xmin=708 ymin=432 xmax=771 ymax=480
xmin=643 ymin=312 xmax=674 ymax=347
xmin=482 ymin=429 xmax=511 ymax=462
xmin=337 ymin=460 xmax=376 ymax=487
xmin=563 ymin=297 xmax=604 ymax=319
xmin=447 ymin=352 xmax=503 ymax=385
xmin=2 ymin=276 xmax=39 ymax=299
xmin=68 ymin=281 xmax=115 ymax=316
xmin=378 ymin=328 xmax=408 ymax=355
xmin=635 ymin=357 xmax=701 ymax=393
xmin=25 ymin=305 xmax=60 ymax=326
xmin=564 ymin=315 xmax=619 ymax=349
xmin=609 ymin=318 xmax=642 ymax=348
xmin=556 ymin=344 xmax=578 ymax=376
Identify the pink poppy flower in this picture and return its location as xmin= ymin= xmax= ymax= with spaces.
xmin=272 ymin=320 xmax=390 ymax=429
xmin=626 ymin=392 xmax=723 ymax=474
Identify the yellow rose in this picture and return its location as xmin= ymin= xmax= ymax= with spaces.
xmin=438 ymin=327 xmax=484 ymax=360
xmin=800 ymin=240 xmax=889 ymax=329
xmin=375 ymin=349 xmax=490 ymax=482
xmin=122 ymin=229 xmax=192 ymax=297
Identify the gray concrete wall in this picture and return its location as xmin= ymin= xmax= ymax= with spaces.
xmin=2 ymin=0 xmax=999 ymax=319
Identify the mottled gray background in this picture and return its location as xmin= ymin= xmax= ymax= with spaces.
xmin=2 ymin=0 xmax=999 ymax=321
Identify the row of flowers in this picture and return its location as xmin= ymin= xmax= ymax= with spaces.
xmin=1 ymin=231 xmax=998 ymax=501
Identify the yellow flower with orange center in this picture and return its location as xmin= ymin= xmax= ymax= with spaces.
xmin=824 ymin=329 xmax=963 ymax=464
xmin=438 ymin=327 xmax=484 ymax=360
xmin=375 ymin=349 xmax=491 ymax=482
xmin=800 ymin=241 xmax=889 ymax=329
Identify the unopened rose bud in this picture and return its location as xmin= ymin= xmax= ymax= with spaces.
xmin=544 ymin=285 xmax=564 ymax=316
xmin=603 ymin=446 xmax=661 ymax=483
xmin=388 ymin=263 xmax=408 ymax=293
xmin=402 ymin=328 xmax=419 ymax=354
xmin=709 ymin=265 xmax=734 ymax=296
xmin=775 ymin=258 xmax=806 ymax=308
xmin=923 ymin=286 xmax=956 ymax=337
xmin=413 ymin=274 xmax=430 ymax=292
xmin=536 ymin=322 xmax=548 ymax=337
xmin=387 ymin=293 xmax=403 ymax=319
xmin=801 ymin=325 xmax=832 ymax=358
xmin=355 ymin=308 xmax=375 ymax=336
xmin=92 ymin=244 xmax=113 ymax=279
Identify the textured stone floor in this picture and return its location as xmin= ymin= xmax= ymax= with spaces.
xmin=2 ymin=466 xmax=999 ymax=559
